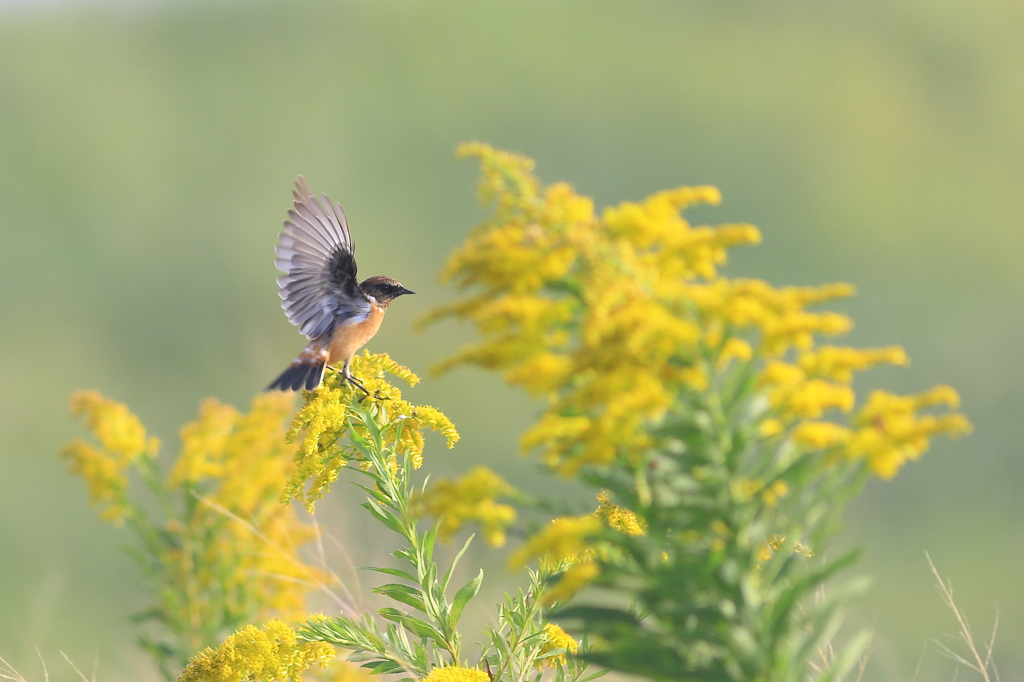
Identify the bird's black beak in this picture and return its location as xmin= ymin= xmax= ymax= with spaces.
xmin=400 ymin=287 xmax=415 ymax=296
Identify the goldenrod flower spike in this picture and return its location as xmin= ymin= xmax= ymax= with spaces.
xmin=537 ymin=623 xmax=579 ymax=668
xmin=282 ymin=351 xmax=458 ymax=512
xmin=176 ymin=620 xmax=333 ymax=682
xmin=61 ymin=390 xmax=158 ymax=524
xmin=415 ymin=466 xmax=517 ymax=547
xmin=846 ymin=386 xmax=972 ymax=478
xmin=63 ymin=390 xmax=330 ymax=668
xmin=595 ymin=490 xmax=647 ymax=536
xmin=421 ymin=666 xmax=490 ymax=682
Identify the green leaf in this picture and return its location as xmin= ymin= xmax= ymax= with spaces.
xmin=366 ymin=660 xmax=405 ymax=675
xmin=361 ymin=500 xmax=405 ymax=535
xmin=551 ymin=606 xmax=640 ymax=626
xmin=347 ymin=421 xmax=374 ymax=457
xmin=450 ymin=569 xmax=483 ymax=627
xmin=354 ymin=405 xmax=384 ymax=451
xmin=441 ymin=533 xmax=476 ymax=592
xmin=373 ymin=583 xmax=427 ymax=612
xmin=363 ymin=566 xmax=417 ymax=582
xmin=352 ymin=482 xmax=392 ymax=507
xmin=378 ymin=608 xmax=445 ymax=642
xmin=422 ymin=522 xmax=438 ymax=561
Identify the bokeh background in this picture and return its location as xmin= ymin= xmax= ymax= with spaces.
xmin=1 ymin=0 xmax=1022 ymax=679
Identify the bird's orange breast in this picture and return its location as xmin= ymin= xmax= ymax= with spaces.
xmin=327 ymin=305 xmax=386 ymax=364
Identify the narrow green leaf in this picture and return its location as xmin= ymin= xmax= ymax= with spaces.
xmin=373 ymin=583 xmax=427 ymax=612
xmin=378 ymin=608 xmax=445 ymax=642
xmin=347 ymin=421 xmax=374 ymax=458
xmin=441 ymin=533 xmax=476 ymax=593
xmin=363 ymin=566 xmax=417 ymax=582
xmin=352 ymin=482 xmax=392 ymax=507
xmin=422 ymin=523 xmax=438 ymax=561
xmin=450 ymin=569 xmax=484 ymax=626
xmin=355 ymin=405 xmax=384 ymax=451
xmin=361 ymin=501 xmax=405 ymax=535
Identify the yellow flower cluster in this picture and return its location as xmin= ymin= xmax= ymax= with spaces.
xmin=169 ymin=393 xmax=328 ymax=622
xmin=508 ymin=516 xmax=602 ymax=604
xmin=594 ymin=491 xmax=646 ymax=536
xmin=414 ymin=466 xmax=517 ymax=547
xmin=846 ymin=386 xmax=972 ymax=479
xmin=537 ymin=622 xmax=579 ymax=668
xmin=730 ymin=478 xmax=790 ymax=508
xmin=420 ymin=666 xmax=490 ymax=682
xmin=61 ymin=391 xmax=159 ymax=523
xmin=282 ymin=352 xmax=459 ymax=512
xmin=430 ymin=144 xmax=945 ymax=476
xmin=63 ymin=390 xmax=330 ymax=649
xmin=176 ymin=619 xmax=334 ymax=682
xmin=759 ymin=349 xmax=969 ymax=477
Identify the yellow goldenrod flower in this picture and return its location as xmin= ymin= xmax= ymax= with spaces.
xmin=509 ymin=516 xmax=602 ymax=603
xmin=594 ymin=491 xmax=647 ymax=536
xmin=845 ymin=387 xmax=972 ymax=478
xmin=717 ymin=337 xmax=753 ymax=368
xmin=791 ymin=421 xmax=853 ymax=450
xmin=759 ymin=419 xmax=784 ymax=437
xmin=283 ymin=352 xmax=458 ymax=511
xmin=761 ymin=480 xmax=790 ymax=507
xmin=61 ymin=391 xmax=158 ymax=524
xmin=68 ymin=390 xmax=154 ymax=459
xmin=59 ymin=439 xmax=133 ymax=523
xmin=429 ymin=144 xmax=969 ymax=493
xmin=764 ymin=534 xmax=814 ymax=559
xmin=510 ymin=516 xmax=603 ymax=570
xmin=177 ymin=619 xmax=334 ymax=682
xmin=421 ymin=666 xmax=490 ymax=682
xmin=65 ymin=389 xmax=332 ymax=653
xmin=537 ymin=622 xmax=579 ymax=668
xmin=542 ymin=560 xmax=600 ymax=605
xmin=171 ymin=398 xmax=238 ymax=486
xmin=798 ymin=345 xmax=908 ymax=383
xmin=415 ymin=467 xmax=517 ymax=547
xmin=772 ymin=379 xmax=855 ymax=419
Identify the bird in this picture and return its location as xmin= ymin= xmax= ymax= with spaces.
xmin=267 ymin=176 xmax=414 ymax=393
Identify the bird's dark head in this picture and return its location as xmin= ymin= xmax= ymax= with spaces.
xmin=359 ymin=275 xmax=415 ymax=309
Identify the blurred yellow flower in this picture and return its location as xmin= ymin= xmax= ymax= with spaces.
xmin=429 ymin=142 xmax=971 ymax=490
xmin=791 ymin=421 xmax=853 ymax=450
xmin=509 ymin=516 xmax=602 ymax=571
xmin=415 ymin=466 xmax=517 ymax=547
xmin=846 ymin=387 xmax=972 ymax=478
xmin=594 ymin=491 xmax=646 ymax=536
xmin=508 ymin=516 xmax=602 ymax=603
xmin=61 ymin=391 xmax=159 ymax=523
xmin=64 ymin=390 xmax=330 ymax=658
xmin=799 ymin=345 xmax=908 ymax=383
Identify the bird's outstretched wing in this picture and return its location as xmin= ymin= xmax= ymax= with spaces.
xmin=275 ymin=176 xmax=371 ymax=339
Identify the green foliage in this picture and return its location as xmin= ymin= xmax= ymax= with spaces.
xmin=62 ymin=392 xmax=322 ymax=680
xmin=556 ymin=380 xmax=873 ymax=681
xmin=295 ymin=401 xmax=597 ymax=682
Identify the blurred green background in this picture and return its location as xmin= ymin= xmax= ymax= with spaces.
xmin=1 ymin=0 xmax=1021 ymax=679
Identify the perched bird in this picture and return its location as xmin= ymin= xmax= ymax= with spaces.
xmin=267 ymin=176 xmax=414 ymax=393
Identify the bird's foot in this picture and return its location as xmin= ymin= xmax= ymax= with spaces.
xmin=345 ymin=374 xmax=371 ymax=398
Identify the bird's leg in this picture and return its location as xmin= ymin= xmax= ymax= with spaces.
xmin=340 ymin=360 xmax=371 ymax=397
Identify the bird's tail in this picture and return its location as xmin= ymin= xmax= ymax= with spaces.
xmin=267 ymin=343 xmax=329 ymax=391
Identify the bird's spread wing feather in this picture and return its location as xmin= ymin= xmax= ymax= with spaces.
xmin=275 ymin=176 xmax=371 ymax=338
